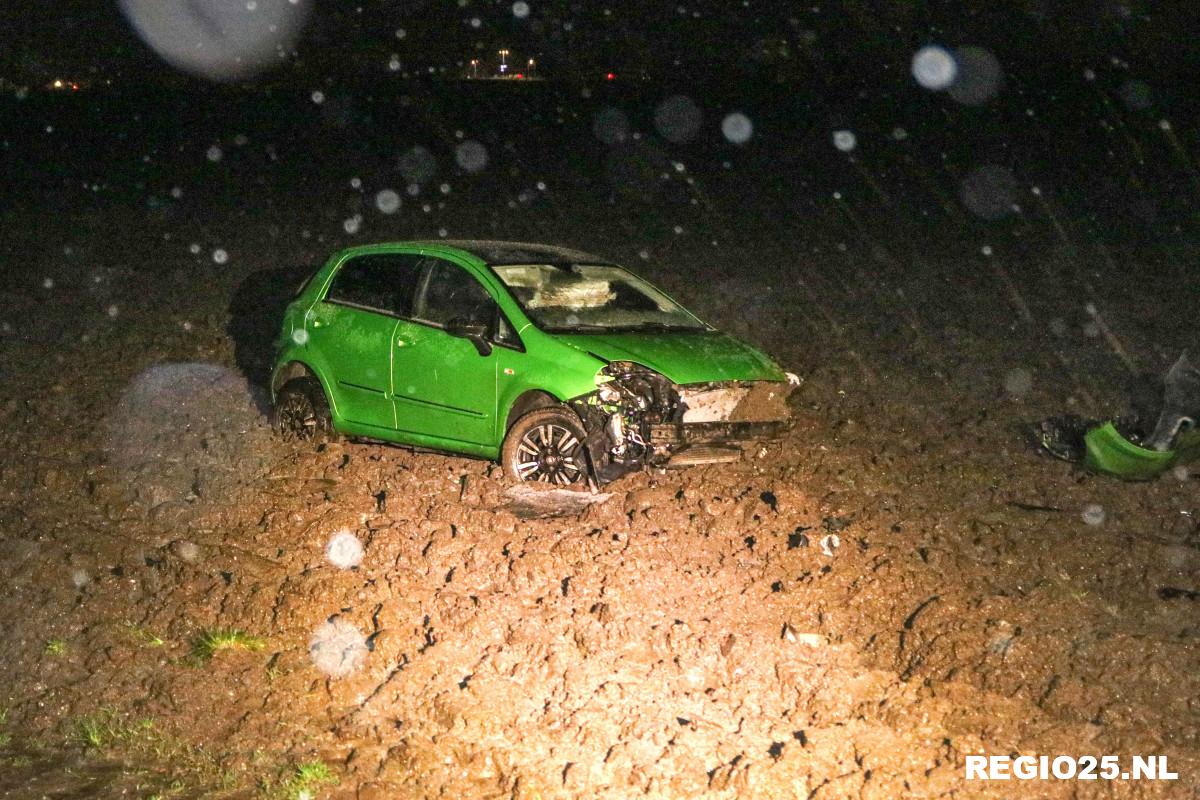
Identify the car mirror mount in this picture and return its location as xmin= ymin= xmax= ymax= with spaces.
xmin=446 ymin=318 xmax=493 ymax=356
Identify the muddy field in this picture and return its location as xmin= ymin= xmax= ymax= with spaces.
xmin=2 ymin=84 xmax=1199 ymax=798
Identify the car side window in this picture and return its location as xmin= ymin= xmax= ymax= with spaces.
xmin=414 ymin=259 xmax=498 ymax=329
xmin=325 ymin=253 xmax=423 ymax=316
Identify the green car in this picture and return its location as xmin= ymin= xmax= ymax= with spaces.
xmin=270 ymin=241 xmax=797 ymax=484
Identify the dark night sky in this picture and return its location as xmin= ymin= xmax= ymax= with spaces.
xmin=4 ymin=1 xmax=1200 ymax=95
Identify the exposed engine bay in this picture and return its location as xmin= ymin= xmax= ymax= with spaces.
xmin=569 ymin=361 xmax=795 ymax=484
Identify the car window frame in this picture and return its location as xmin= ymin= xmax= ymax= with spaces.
xmin=319 ymin=251 xmax=424 ymax=320
xmin=409 ymin=256 xmax=526 ymax=352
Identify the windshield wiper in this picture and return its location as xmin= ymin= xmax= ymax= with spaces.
xmin=623 ymin=323 xmax=708 ymax=332
xmin=543 ymin=323 xmax=612 ymax=332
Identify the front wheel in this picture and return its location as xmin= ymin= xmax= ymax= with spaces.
xmin=501 ymin=407 xmax=588 ymax=484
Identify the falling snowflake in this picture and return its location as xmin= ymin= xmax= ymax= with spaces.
xmin=455 ymin=140 xmax=489 ymax=173
xmin=912 ymin=45 xmax=956 ymax=90
xmin=832 ymin=130 xmax=857 ymax=152
xmin=309 ymin=618 xmax=368 ymax=678
xmin=374 ymin=189 xmax=401 ymax=214
xmin=721 ymin=112 xmax=753 ymax=144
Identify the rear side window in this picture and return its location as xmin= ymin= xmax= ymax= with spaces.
xmin=325 ymin=253 xmax=423 ymax=316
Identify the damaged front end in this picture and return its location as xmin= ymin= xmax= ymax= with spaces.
xmin=569 ymin=361 xmax=795 ymax=484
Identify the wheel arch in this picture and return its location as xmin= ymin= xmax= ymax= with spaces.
xmin=503 ymin=389 xmax=565 ymax=433
xmin=272 ymin=360 xmax=331 ymax=404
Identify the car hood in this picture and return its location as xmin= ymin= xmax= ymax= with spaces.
xmin=554 ymin=331 xmax=787 ymax=385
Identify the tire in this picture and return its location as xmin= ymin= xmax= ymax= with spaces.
xmin=501 ymin=406 xmax=588 ymax=485
xmin=273 ymin=376 xmax=335 ymax=442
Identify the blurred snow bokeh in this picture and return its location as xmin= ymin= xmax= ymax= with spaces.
xmin=1081 ymin=504 xmax=1107 ymax=526
xmin=832 ymin=130 xmax=857 ymax=152
xmin=106 ymin=363 xmax=271 ymax=510
xmin=309 ymin=618 xmax=369 ymax=678
xmin=454 ymin=140 xmax=489 ymax=173
xmin=374 ymin=189 xmax=401 ymax=215
xmin=119 ymin=0 xmax=311 ymax=82
xmin=1003 ymin=368 xmax=1034 ymax=398
xmin=947 ymin=46 xmax=1004 ymax=105
xmin=654 ymin=95 xmax=703 ymax=143
xmin=398 ymin=146 xmax=439 ymax=186
xmin=960 ymin=165 xmax=1020 ymax=220
xmin=912 ymin=45 xmax=957 ymax=90
xmin=325 ymin=529 xmax=364 ymax=569
xmin=593 ymin=107 xmax=630 ymax=145
xmin=721 ymin=113 xmax=753 ymax=145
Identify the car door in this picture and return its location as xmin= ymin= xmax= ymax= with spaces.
xmin=307 ymin=253 xmax=422 ymax=432
xmin=391 ymin=257 xmax=499 ymax=446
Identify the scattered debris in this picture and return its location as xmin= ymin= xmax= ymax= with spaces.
xmin=1033 ymin=352 xmax=1200 ymax=479
xmin=819 ymin=533 xmax=840 ymax=557
xmin=787 ymin=526 xmax=811 ymax=549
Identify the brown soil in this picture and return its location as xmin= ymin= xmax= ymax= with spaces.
xmin=1 ymin=202 xmax=1197 ymax=800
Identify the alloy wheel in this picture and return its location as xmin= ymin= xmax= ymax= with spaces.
xmin=515 ymin=423 xmax=584 ymax=484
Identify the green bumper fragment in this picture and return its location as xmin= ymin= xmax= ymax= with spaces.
xmin=1084 ymin=422 xmax=1200 ymax=480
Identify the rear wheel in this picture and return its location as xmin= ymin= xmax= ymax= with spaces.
xmin=501 ymin=407 xmax=587 ymax=484
xmin=273 ymin=377 xmax=334 ymax=442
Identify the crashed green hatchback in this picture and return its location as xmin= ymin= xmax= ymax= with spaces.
xmin=271 ymin=241 xmax=797 ymax=484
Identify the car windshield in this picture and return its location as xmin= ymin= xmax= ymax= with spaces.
xmin=490 ymin=263 xmax=709 ymax=333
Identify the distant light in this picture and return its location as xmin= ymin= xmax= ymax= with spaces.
xmin=606 ymin=72 xmax=615 ymax=80
xmin=53 ymin=79 xmax=64 ymax=88
xmin=515 ymin=73 xmax=523 ymax=79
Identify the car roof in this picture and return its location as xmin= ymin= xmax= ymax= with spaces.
xmin=413 ymin=240 xmax=617 ymax=266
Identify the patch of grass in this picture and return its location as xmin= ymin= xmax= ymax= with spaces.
xmin=44 ymin=639 xmax=67 ymax=657
xmin=123 ymin=623 xmax=165 ymax=647
xmin=75 ymin=711 xmax=120 ymax=749
xmin=72 ymin=709 xmax=238 ymax=795
xmin=260 ymin=760 xmax=339 ymax=800
xmin=190 ymin=628 xmax=267 ymax=662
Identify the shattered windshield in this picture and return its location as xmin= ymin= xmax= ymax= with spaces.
xmin=492 ymin=263 xmax=709 ymax=333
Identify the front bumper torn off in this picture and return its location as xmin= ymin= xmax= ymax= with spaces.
xmin=572 ymin=368 xmax=794 ymax=483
